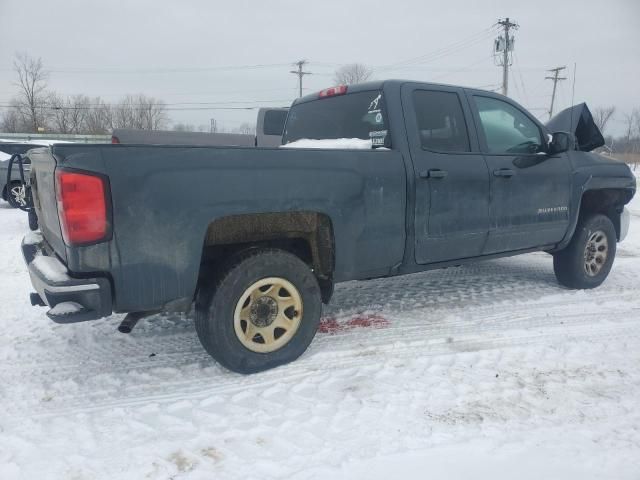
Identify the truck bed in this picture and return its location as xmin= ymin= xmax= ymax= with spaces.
xmin=28 ymin=143 xmax=407 ymax=314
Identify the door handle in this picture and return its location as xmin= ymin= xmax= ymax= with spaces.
xmin=493 ymin=168 xmax=515 ymax=178
xmin=419 ymin=169 xmax=448 ymax=179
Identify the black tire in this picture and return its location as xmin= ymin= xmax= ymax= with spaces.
xmin=28 ymin=210 xmax=39 ymax=231
xmin=553 ymin=213 xmax=616 ymax=289
xmin=195 ymin=248 xmax=322 ymax=374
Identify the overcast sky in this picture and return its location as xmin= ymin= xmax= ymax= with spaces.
xmin=1 ymin=0 xmax=639 ymax=135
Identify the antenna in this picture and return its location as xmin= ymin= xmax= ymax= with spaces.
xmin=569 ymin=62 xmax=577 ymax=150
xmin=571 ymin=63 xmax=577 ymax=108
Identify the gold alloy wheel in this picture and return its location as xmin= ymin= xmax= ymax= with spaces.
xmin=233 ymin=277 xmax=303 ymax=353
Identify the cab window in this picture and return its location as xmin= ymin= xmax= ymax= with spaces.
xmin=412 ymin=90 xmax=470 ymax=152
xmin=474 ymin=96 xmax=543 ymax=154
xmin=283 ymin=90 xmax=389 ymax=147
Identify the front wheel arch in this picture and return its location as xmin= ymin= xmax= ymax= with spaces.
xmin=578 ymin=188 xmax=633 ymax=240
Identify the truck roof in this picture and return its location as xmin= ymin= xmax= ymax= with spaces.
xmin=293 ymin=79 xmax=487 ymax=106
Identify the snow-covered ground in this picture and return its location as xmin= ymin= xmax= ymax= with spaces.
xmin=1 ymin=195 xmax=639 ymax=480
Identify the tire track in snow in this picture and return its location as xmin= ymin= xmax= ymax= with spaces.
xmin=4 ymin=308 xmax=639 ymax=421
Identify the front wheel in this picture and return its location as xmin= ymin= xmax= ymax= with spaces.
xmin=553 ymin=213 xmax=617 ymax=289
xmin=195 ymin=249 xmax=322 ymax=374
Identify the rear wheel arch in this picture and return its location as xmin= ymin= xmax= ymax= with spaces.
xmin=199 ymin=211 xmax=335 ymax=303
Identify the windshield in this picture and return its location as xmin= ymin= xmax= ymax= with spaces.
xmin=282 ymin=90 xmax=389 ymax=147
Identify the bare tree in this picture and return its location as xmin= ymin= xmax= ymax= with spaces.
xmin=235 ymin=122 xmax=256 ymax=135
xmin=333 ymin=63 xmax=373 ymax=85
xmin=172 ymin=123 xmax=195 ymax=132
xmin=112 ymin=94 xmax=168 ymax=130
xmin=84 ymin=97 xmax=113 ymax=134
xmin=618 ymin=108 xmax=640 ymax=155
xmin=593 ymin=106 xmax=616 ymax=135
xmin=136 ymin=94 xmax=168 ymax=130
xmin=49 ymin=94 xmax=91 ymax=134
xmin=0 ymin=102 xmax=28 ymax=132
xmin=12 ymin=52 xmax=50 ymax=132
xmin=622 ymin=110 xmax=638 ymax=144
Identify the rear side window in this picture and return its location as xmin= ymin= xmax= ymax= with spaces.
xmin=263 ymin=110 xmax=288 ymax=136
xmin=283 ymin=90 xmax=389 ymax=147
xmin=412 ymin=90 xmax=470 ymax=152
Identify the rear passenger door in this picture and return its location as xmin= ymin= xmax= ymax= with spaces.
xmin=401 ymin=84 xmax=490 ymax=264
xmin=468 ymin=93 xmax=572 ymax=253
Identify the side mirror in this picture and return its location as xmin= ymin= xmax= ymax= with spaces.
xmin=548 ymin=131 xmax=573 ymax=155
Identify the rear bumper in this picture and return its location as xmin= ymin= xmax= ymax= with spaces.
xmin=22 ymin=234 xmax=112 ymax=323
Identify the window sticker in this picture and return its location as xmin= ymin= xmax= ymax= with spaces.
xmin=369 ymin=129 xmax=388 ymax=146
xmin=368 ymin=93 xmax=382 ymax=113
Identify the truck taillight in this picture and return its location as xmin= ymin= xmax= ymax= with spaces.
xmin=55 ymin=170 xmax=110 ymax=246
xmin=318 ymin=85 xmax=348 ymax=98
xmin=111 ymin=135 xmax=120 ymax=144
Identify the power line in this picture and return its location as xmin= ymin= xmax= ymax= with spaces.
xmin=512 ymin=52 xmax=530 ymax=107
xmin=430 ymin=56 xmax=494 ymax=81
xmin=0 ymin=63 xmax=292 ymax=75
xmin=0 ymin=101 xmax=292 ymax=111
xmin=378 ymin=26 xmax=500 ymax=72
xmin=545 ymin=66 xmax=567 ymax=119
xmin=0 ymin=98 xmax=294 ymax=108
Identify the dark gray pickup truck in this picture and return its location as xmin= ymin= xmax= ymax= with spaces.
xmin=21 ymin=80 xmax=635 ymax=373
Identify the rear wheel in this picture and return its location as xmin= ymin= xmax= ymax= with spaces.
xmin=195 ymin=249 xmax=322 ymax=374
xmin=553 ymin=213 xmax=616 ymax=289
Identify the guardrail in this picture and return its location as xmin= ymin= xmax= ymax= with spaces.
xmin=0 ymin=133 xmax=111 ymax=143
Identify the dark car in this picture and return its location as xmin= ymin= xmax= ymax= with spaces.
xmin=1 ymin=142 xmax=47 ymax=208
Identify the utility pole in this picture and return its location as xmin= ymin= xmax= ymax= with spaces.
xmin=545 ymin=66 xmax=567 ymax=119
xmin=290 ymin=60 xmax=311 ymax=98
xmin=496 ymin=18 xmax=518 ymax=96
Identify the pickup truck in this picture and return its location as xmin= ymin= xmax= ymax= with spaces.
xmin=21 ymin=80 xmax=635 ymax=374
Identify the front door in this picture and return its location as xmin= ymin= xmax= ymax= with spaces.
xmin=402 ymin=85 xmax=490 ymax=264
xmin=469 ymin=94 xmax=572 ymax=253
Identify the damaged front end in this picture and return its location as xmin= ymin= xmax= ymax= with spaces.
xmin=546 ymin=102 xmax=605 ymax=152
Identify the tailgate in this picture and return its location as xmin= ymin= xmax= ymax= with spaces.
xmin=27 ymin=147 xmax=67 ymax=262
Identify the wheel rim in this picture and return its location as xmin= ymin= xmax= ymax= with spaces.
xmin=10 ymin=184 xmax=27 ymax=207
xmin=233 ymin=277 xmax=303 ymax=353
xmin=583 ymin=230 xmax=608 ymax=277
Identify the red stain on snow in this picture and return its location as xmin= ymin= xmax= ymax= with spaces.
xmin=318 ymin=313 xmax=389 ymax=334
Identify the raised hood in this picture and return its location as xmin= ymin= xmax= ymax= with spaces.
xmin=546 ymin=103 xmax=605 ymax=152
